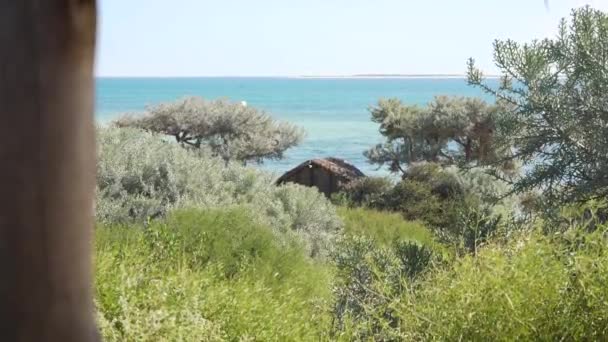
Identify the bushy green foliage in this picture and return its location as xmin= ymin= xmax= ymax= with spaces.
xmin=338 ymin=207 xmax=435 ymax=247
xmin=95 ymin=202 xmax=608 ymax=340
xmin=331 ymin=176 xmax=394 ymax=208
xmin=142 ymin=209 xmax=301 ymax=277
xmin=540 ymin=199 xmax=608 ymax=234
xmin=266 ymin=183 xmax=343 ymax=257
xmin=115 ymin=96 xmax=304 ymax=164
xmin=433 ymin=202 xmax=506 ymax=256
xmin=331 ymin=237 xmax=404 ymax=341
xmin=331 ymin=236 xmax=436 ymax=341
xmin=365 ymin=96 xmax=504 ymax=174
xmin=331 ymin=227 xmax=608 ymax=341
xmin=333 ymin=163 xmax=465 ymax=225
xmin=468 ymin=6 xmax=608 ymax=203
xmin=402 ymin=162 xmax=464 ymax=199
xmin=402 ymin=229 xmax=608 ymax=340
xmin=377 ymin=163 xmax=466 ymax=230
xmin=337 ymin=163 xmax=519 ymax=256
xmin=95 ymin=208 xmax=333 ymax=341
xmin=331 ymin=208 xmax=440 ymax=340
xmin=96 ymin=126 xmax=341 ymax=257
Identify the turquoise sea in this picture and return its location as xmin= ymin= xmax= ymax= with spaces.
xmin=96 ymin=77 xmax=495 ymax=175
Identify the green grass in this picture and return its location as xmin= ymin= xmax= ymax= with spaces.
xmin=94 ymin=206 xmax=441 ymax=341
xmin=95 ymin=208 xmax=333 ymax=341
xmin=332 ymin=228 xmax=608 ymax=341
xmin=338 ymin=206 xmax=435 ymax=247
xmin=94 ymin=205 xmax=608 ymax=340
xmin=399 ymin=230 xmax=608 ymax=340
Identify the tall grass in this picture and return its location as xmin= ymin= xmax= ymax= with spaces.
xmin=95 ymin=206 xmax=608 ymax=340
xmin=401 ymin=229 xmax=608 ymax=340
xmin=338 ymin=207 xmax=436 ymax=247
xmin=332 ymin=228 xmax=608 ymax=341
xmin=95 ymin=208 xmax=333 ymax=341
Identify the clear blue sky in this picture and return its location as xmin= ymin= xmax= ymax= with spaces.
xmin=96 ymin=0 xmax=608 ymax=77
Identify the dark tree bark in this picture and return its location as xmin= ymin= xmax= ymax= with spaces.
xmin=0 ymin=1 xmax=98 ymax=341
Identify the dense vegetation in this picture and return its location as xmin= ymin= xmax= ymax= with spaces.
xmin=95 ymin=208 xmax=334 ymax=341
xmin=364 ymin=96 xmax=506 ymax=173
xmin=94 ymin=7 xmax=608 ymax=341
xmin=468 ymin=6 xmax=608 ymax=204
xmin=115 ymin=96 xmax=304 ymax=165
xmin=96 ymin=126 xmax=340 ymax=258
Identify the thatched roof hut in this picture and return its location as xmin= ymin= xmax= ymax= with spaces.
xmin=276 ymin=157 xmax=365 ymax=197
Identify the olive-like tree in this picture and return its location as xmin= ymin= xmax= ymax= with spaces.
xmin=116 ymin=97 xmax=305 ymax=165
xmin=467 ymin=6 xmax=608 ymax=203
xmin=365 ymin=96 xmax=505 ymax=175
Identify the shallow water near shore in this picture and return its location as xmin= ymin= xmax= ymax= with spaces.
xmin=96 ymin=77 xmax=496 ymax=176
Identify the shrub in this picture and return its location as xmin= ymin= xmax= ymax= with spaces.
xmin=332 ymin=176 xmax=394 ymax=208
xmin=333 ymin=163 xmax=511 ymax=255
xmin=95 ymin=126 xmax=341 ymax=257
xmin=337 ymin=207 xmax=435 ymax=247
xmin=402 ymin=229 xmax=608 ymax=340
xmin=332 ymin=207 xmax=442 ymax=339
xmin=266 ymin=183 xmax=343 ymax=257
xmin=382 ymin=178 xmax=456 ymax=226
xmin=432 ymin=200 xmax=505 ymax=256
xmin=540 ymin=199 xmax=608 ymax=234
xmin=334 ymin=163 xmax=515 ymax=252
xmin=378 ymin=164 xmax=517 ymax=254
xmin=364 ymin=163 xmax=467 ymax=229
xmin=331 ymin=236 xmax=406 ymax=341
xmin=403 ymin=162 xmax=464 ymax=200
xmin=95 ymin=208 xmax=333 ymax=341
xmin=142 ymin=208 xmax=298 ymax=277
xmin=330 ymin=226 xmax=608 ymax=341
xmin=393 ymin=240 xmax=434 ymax=281
xmin=331 ymin=236 xmax=436 ymax=341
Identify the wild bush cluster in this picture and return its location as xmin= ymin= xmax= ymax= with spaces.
xmin=95 ymin=208 xmax=333 ymax=341
xmin=330 ymin=221 xmax=608 ymax=341
xmin=334 ymin=162 xmax=516 ymax=255
xmin=95 ymin=201 xmax=608 ymax=340
xmin=96 ymin=126 xmax=341 ymax=257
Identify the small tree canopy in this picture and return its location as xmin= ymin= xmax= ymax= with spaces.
xmin=365 ymin=95 xmax=504 ymax=175
xmin=467 ymin=6 xmax=608 ymax=203
xmin=115 ymin=96 xmax=305 ymax=164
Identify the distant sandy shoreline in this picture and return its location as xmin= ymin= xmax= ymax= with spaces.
xmin=97 ymin=75 xmax=501 ymax=79
xmin=294 ymin=75 xmax=500 ymax=79
xmin=296 ymin=75 xmax=466 ymax=79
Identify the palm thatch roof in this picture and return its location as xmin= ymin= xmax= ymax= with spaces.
xmin=276 ymin=157 xmax=365 ymax=184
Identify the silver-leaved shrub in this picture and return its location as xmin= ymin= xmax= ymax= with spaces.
xmin=96 ymin=126 xmax=341 ymax=257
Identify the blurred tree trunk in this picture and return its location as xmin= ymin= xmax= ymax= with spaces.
xmin=0 ymin=1 xmax=99 ymax=341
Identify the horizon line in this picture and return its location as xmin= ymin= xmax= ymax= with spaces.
xmin=95 ymin=73 xmax=501 ymax=79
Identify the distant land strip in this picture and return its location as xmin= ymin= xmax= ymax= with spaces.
xmin=298 ymin=74 xmax=501 ymax=79
xmin=95 ymin=74 xmax=502 ymax=79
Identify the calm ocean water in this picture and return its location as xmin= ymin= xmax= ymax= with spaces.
xmin=96 ymin=77 xmax=495 ymax=175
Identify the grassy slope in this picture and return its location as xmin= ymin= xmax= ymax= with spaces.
xmin=94 ymin=206 xmax=434 ymax=341
xmin=338 ymin=206 xmax=436 ymax=246
xmin=94 ymin=205 xmax=608 ymax=340
xmin=95 ymin=208 xmax=333 ymax=341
